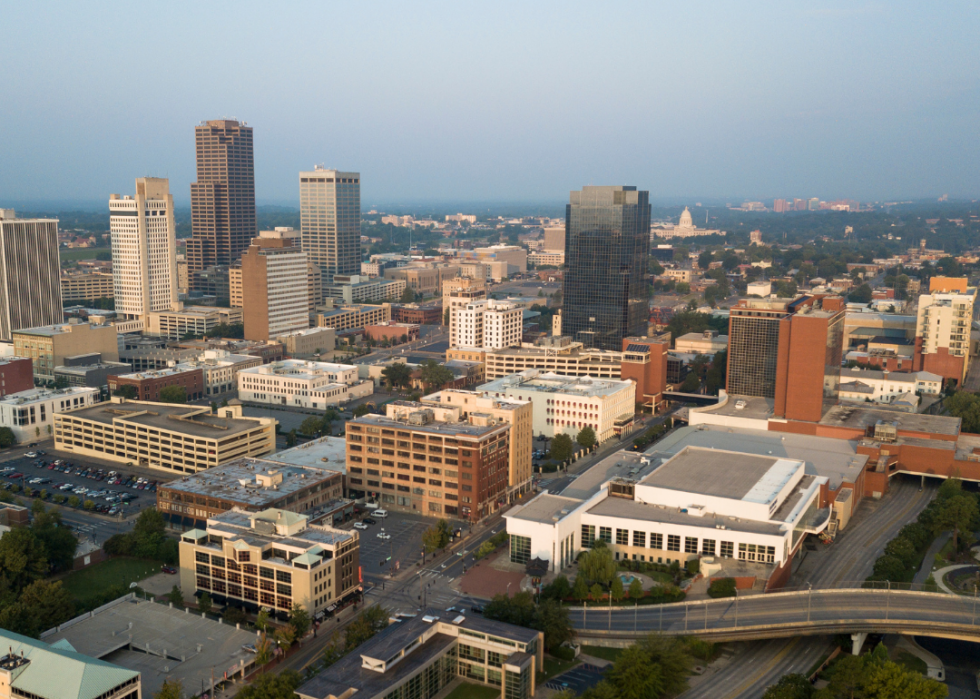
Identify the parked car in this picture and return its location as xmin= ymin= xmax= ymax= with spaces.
xmin=377 ymin=532 xmax=391 ymax=540
xmin=353 ymin=522 xmax=369 ymax=530
xmin=362 ymin=517 xmax=376 ymax=526
xmin=24 ymin=452 xmax=37 ymax=458
xmin=371 ymin=509 xmax=389 ymax=518
xmin=161 ymin=566 xmax=177 ymax=575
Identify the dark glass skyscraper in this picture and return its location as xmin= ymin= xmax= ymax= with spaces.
xmin=561 ymin=186 xmax=650 ymax=350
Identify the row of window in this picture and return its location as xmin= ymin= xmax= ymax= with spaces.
xmin=581 ymin=525 xmax=777 ymax=562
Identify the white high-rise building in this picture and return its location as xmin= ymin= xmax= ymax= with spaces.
xmin=451 ymin=298 xmax=523 ymax=350
xmin=0 ymin=210 xmax=63 ymax=341
xmin=109 ymin=178 xmax=178 ymax=321
xmin=300 ymin=167 xmax=361 ymax=283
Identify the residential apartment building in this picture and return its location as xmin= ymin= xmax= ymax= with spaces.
xmin=322 ymin=275 xmax=406 ymax=304
xmin=179 ymin=508 xmax=360 ymax=619
xmin=442 ymin=275 xmax=487 ymax=326
xmin=237 ymin=359 xmax=372 ymax=409
xmin=13 ymin=321 xmax=119 ymax=381
xmin=450 ymin=299 xmax=522 ymax=350
xmin=55 ymin=398 xmax=277 ymax=473
xmin=276 ymin=327 xmax=336 ymax=358
xmin=0 ymin=210 xmax=64 ymax=341
xmin=316 ymin=303 xmax=391 ymax=332
xmin=240 ymin=229 xmax=310 ymax=341
xmin=300 ymin=166 xmax=361 ymax=283
xmin=914 ymin=276 xmax=977 ymax=385
xmin=108 ymin=364 xmax=205 ymax=402
xmin=346 ymin=402 xmax=511 ymax=521
xmin=145 ymin=306 xmax=243 ymax=340
xmin=61 ymin=271 xmax=115 ymax=301
xmin=479 ymin=370 xmax=636 ymax=443
xmin=562 ymin=186 xmax=650 ymax=350
xmin=421 ymin=389 xmax=533 ymax=501
xmin=109 ymin=178 xmax=178 ymax=321
xmin=0 ymin=387 xmax=100 ymax=444
xmin=158 ymin=458 xmax=345 ymax=530
xmin=186 ymin=120 xmax=255 ymax=275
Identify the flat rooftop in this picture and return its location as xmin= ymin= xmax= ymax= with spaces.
xmin=44 ymin=596 xmax=257 ymax=699
xmin=269 ymin=436 xmax=347 ymax=472
xmin=13 ymin=322 xmax=108 ymax=336
xmin=205 ymin=510 xmax=352 ymax=548
xmin=820 ymin=404 xmax=961 ymax=437
xmin=561 ymin=450 xmax=661 ymax=501
xmin=0 ymin=387 xmax=97 ymax=406
xmin=693 ymin=394 xmax=774 ymax=420
xmin=61 ymin=401 xmax=271 ymax=440
xmin=112 ymin=363 xmax=200 ymax=380
xmin=507 ymin=493 xmax=585 ymax=524
xmin=352 ymin=413 xmax=509 ymax=440
xmin=586 ymin=496 xmax=783 ymax=536
xmin=480 ymin=371 xmax=631 ymax=397
xmin=160 ymin=457 xmax=341 ymax=505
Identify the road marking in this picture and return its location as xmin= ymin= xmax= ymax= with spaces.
xmin=729 ymin=638 xmax=801 ymax=698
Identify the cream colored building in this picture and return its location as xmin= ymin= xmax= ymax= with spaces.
xmin=0 ymin=210 xmax=64 ymax=341
xmin=915 ymin=276 xmax=977 ymax=384
xmin=146 ymin=306 xmax=243 ymax=340
xmin=316 ymin=302 xmax=391 ymax=331
xmin=451 ymin=299 xmax=523 ymax=350
xmin=13 ymin=321 xmax=119 ymax=381
xmin=674 ymin=330 xmax=728 ymax=355
xmin=300 ymin=167 xmax=361 ymax=283
xmin=651 ymin=207 xmax=725 ymax=240
xmin=276 ymin=327 xmax=337 ymax=357
xmin=229 ymin=265 xmax=243 ymax=308
xmin=384 ymin=263 xmax=460 ymax=296
xmin=483 ymin=338 xmax=624 ymax=381
xmin=179 ymin=507 xmax=360 ymax=619
xmin=543 ymin=225 xmax=565 ymax=252
xmin=176 ymin=254 xmax=189 ymax=294
xmin=323 ymin=275 xmax=406 ymax=304
xmin=188 ymin=350 xmax=263 ymax=396
xmin=109 ymin=178 xmax=178 ymax=321
xmin=241 ymin=228 xmax=310 ymax=341
xmin=528 ymin=251 xmax=564 ymax=267
xmin=422 ymin=389 xmax=534 ymax=500
xmin=0 ymin=387 xmax=100 ymax=444
xmin=231 ymin=262 xmax=322 ymax=314
xmin=61 ymin=272 xmax=115 ymax=301
xmin=238 ymin=359 xmax=373 ymax=409
xmin=662 ymin=268 xmax=693 ymax=283
xmin=55 ymin=398 xmax=277 ymax=474
xmin=442 ymin=275 xmax=486 ymax=326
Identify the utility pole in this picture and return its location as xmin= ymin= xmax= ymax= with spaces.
xmin=734 ymin=589 xmax=738 ymax=628
xmin=634 ymin=600 xmax=638 ymax=633
xmin=807 ymin=582 xmax=812 ymax=623
xmin=886 ymin=580 xmax=890 ymax=621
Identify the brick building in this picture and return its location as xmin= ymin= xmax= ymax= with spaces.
xmin=392 ymin=301 xmax=443 ymax=325
xmin=364 ymin=322 xmax=420 ymax=344
xmin=0 ymin=357 xmax=35 ymax=396
xmin=108 ymin=364 xmax=205 ymax=401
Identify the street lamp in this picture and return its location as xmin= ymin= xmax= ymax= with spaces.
xmin=806 ymin=582 xmax=812 ymax=623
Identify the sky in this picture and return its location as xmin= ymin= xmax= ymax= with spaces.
xmin=0 ymin=1 xmax=977 ymax=208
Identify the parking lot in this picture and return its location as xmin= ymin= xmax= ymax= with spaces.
xmin=544 ymin=664 xmax=607 ymax=694
xmin=342 ymin=509 xmax=433 ymax=583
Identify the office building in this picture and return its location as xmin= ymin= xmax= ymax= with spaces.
xmin=421 ymin=389 xmax=533 ymax=501
xmin=276 ymin=326 xmax=336 ymax=358
xmin=543 ymin=225 xmax=565 ymax=251
xmin=347 ymin=402 xmax=511 ymax=520
xmin=54 ymin=353 xmax=131 ymax=390
xmin=61 ymin=271 xmax=115 ymax=302
xmin=316 ymin=303 xmax=391 ymax=331
xmin=0 ymin=210 xmax=64 ymax=341
xmin=13 ymin=321 xmax=119 ymax=382
xmin=108 ymin=364 xmax=204 ymax=402
xmin=0 ymin=387 xmax=100 ymax=444
xmin=0 ymin=627 xmax=140 ymax=699
xmin=674 ymin=329 xmax=728 ymax=355
xmin=479 ymin=370 xmax=635 ymax=443
xmin=913 ymin=276 xmax=977 ymax=385
xmin=188 ymin=265 xmax=231 ymax=306
xmin=442 ymin=276 xmax=486 ymax=327
xmin=240 ymin=228 xmax=310 ymax=341
xmin=109 ymin=178 xmax=178 ymax=321
xmin=300 ymin=166 xmax=361 ymax=283
xmin=562 ymin=186 xmax=650 ymax=350
xmin=237 ymin=359 xmax=372 ymax=409
xmin=186 ymin=120 xmax=255 ymax=276
xmin=176 ymin=255 xmax=189 ymax=294
xmin=322 ymin=275 xmax=406 ymax=304
xmin=384 ymin=264 xmax=461 ymax=296
xmin=0 ymin=357 xmax=34 ymax=396
xmin=179 ymin=507 xmax=360 ymax=620
xmin=158 ymin=457 xmax=346 ymax=530
xmin=55 ymin=398 xmax=277 ymax=473
xmin=187 ymin=350 xmax=262 ymax=396
xmin=527 ymin=251 xmax=564 ymax=267
xmin=450 ymin=299 xmax=522 ymax=351
xmin=145 ymin=306 xmax=243 ymax=340
xmin=295 ymin=609 xmax=542 ymax=699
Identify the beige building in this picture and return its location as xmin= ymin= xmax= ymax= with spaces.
xmin=188 ymin=350 xmax=263 ymax=396
xmin=61 ymin=271 xmax=115 ymax=301
xmin=0 ymin=210 xmax=64 ymax=341
xmin=316 ymin=302 xmax=391 ymax=331
xmin=451 ymin=298 xmax=523 ymax=351
xmin=229 ymin=265 xmax=243 ymax=308
xmin=276 ymin=326 xmax=337 ymax=358
xmin=55 ymin=398 xmax=277 ymax=474
xmin=674 ymin=330 xmax=728 ymax=355
xmin=179 ymin=507 xmax=360 ymax=619
xmin=241 ymin=228 xmax=310 ymax=341
xmin=300 ymin=167 xmax=361 ymax=283
xmin=442 ymin=275 xmax=486 ymax=326
xmin=13 ymin=321 xmax=119 ymax=381
xmin=384 ymin=264 xmax=460 ymax=296
xmin=482 ymin=338 xmax=624 ymax=381
xmin=915 ymin=277 xmax=978 ymax=384
xmin=528 ymin=250 xmax=564 ymax=267
xmin=543 ymin=225 xmax=565 ymax=252
xmin=422 ymin=389 xmax=533 ymax=500
xmin=176 ymin=254 xmax=189 ymax=294
xmin=0 ymin=386 xmax=100 ymax=444
xmin=238 ymin=359 xmax=372 ymax=409
xmin=323 ymin=275 xmax=406 ymax=304
xmin=146 ymin=306 xmax=244 ymax=340
xmin=662 ymin=268 xmax=693 ymax=283
xmin=109 ymin=178 xmax=178 ymax=321
xmin=466 ymin=245 xmax=528 ymax=275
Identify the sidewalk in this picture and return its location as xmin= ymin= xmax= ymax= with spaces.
xmin=912 ymin=532 xmax=950 ymax=586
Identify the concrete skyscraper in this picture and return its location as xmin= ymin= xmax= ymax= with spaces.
xmin=299 ymin=166 xmax=361 ymax=283
xmin=561 ymin=185 xmax=650 ymax=350
xmin=109 ymin=178 xmax=178 ymax=321
xmin=186 ymin=120 xmax=256 ymax=275
xmin=0 ymin=210 xmax=63 ymax=341
xmin=241 ymin=228 xmax=311 ymax=341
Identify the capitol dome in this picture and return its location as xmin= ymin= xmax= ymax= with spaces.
xmin=678 ymin=207 xmax=693 ymax=228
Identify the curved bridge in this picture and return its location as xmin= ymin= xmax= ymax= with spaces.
xmin=569 ymin=588 xmax=980 ymax=645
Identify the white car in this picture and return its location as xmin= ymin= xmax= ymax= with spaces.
xmin=377 ymin=532 xmax=391 ymax=540
xmin=73 ymin=487 xmax=88 ymax=495
xmin=24 ymin=452 xmax=37 ymax=458
xmin=371 ymin=509 xmax=388 ymax=518
xmin=353 ymin=522 xmax=369 ymax=530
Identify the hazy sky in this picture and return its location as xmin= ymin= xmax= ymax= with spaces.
xmin=1 ymin=1 xmax=977 ymax=207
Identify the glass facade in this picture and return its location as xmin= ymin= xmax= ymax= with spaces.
xmin=562 ymin=186 xmax=651 ymax=350
xmin=300 ymin=170 xmax=361 ymax=283
xmin=505 ymin=665 xmax=532 ymax=699
xmin=510 ymin=534 xmax=531 ymax=565
xmin=727 ymin=313 xmax=782 ymax=397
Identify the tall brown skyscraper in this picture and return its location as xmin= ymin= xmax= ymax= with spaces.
xmin=186 ymin=120 xmax=256 ymax=275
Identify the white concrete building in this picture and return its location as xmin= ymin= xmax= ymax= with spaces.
xmin=189 ymin=350 xmax=263 ymax=396
xmin=674 ymin=330 xmax=728 ymax=355
xmin=915 ymin=278 xmax=977 ymax=384
xmin=109 ymin=178 xmax=178 ymax=321
xmin=747 ymin=280 xmax=772 ymax=297
xmin=0 ymin=387 xmax=100 ymax=443
xmin=451 ymin=298 xmax=523 ymax=351
xmin=838 ymin=368 xmax=941 ymax=406
xmin=238 ymin=359 xmax=372 ymax=409
xmin=479 ymin=370 xmax=635 ymax=442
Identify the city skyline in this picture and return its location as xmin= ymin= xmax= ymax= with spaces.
xmin=1 ymin=3 xmax=977 ymax=206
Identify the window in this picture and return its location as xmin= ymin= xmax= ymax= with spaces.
xmin=702 ymin=539 xmax=716 ymax=556
xmin=720 ymin=541 xmax=734 ymax=558
xmin=616 ymin=529 xmax=629 ymax=546
xmin=632 ymin=531 xmax=646 ymax=547
xmin=667 ymin=534 xmax=680 ymax=552
xmin=684 ymin=537 xmax=698 ymax=554
xmin=581 ymin=525 xmax=595 ymax=549
xmin=598 ymin=526 xmax=612 ymax=544
xmin=510 ymin=534 xmax=531 ymax=565
xmin=649 ymin=533 xmax=663 ymax=549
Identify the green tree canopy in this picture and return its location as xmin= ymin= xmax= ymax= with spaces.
xmin=154 ymin=678 xmax=184 ymax=699
xmin=158 ymin=385 xmax=187 ymax=404
xmin=381 ymin=362 xmax=413 ymax=390
xmin=233 ymin=670 xmax=303 ymax=699
xmin=0 ymin=527 xmax=48 ymax=593
xmin=576 ymin=426 xmax=597 ymax=450
xmin=419 ymin=359 xmax=454 ymax=390
xmin=551 ymin=433 xmax=574 ymax=461
xmin=112 ymin=385 xmax=138 ymax=400
xmin=579 ymin=543 xmax=616 ymax=587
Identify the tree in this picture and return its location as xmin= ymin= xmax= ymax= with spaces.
xmin=300 ymin=416 xmax=325 ymax=436
xmin=209 ymin=401 xmax=217 ymax=414
xmin=435 ymin=519 xmax=452 ymax=548
xmin=290 ymin=603 xmax=312 ymax=640
xmin=344 ymin=605 xmax=390 ymax=651
xmin=572 ymin=574 xmax=589 ymax=600
xmin=576 ymin=426 xmax=597 ymax=450
xmin=641 ymin=635 xmax=691 ymax=696
xmin=862 ymin=660 xmax=947 ymax=699
xmin=233 ymin=670 xmax=303 ymax=699
xmin=132 ymin=509 xmax=166 ymax=559
xmin=848 ymin=283 xmax=873 ymax=303
xmin=399 ymin=287 xmax=416 ymax=303
xmin=0 ymin=426 xmax=15 ymax=449
xmin=352 ymin=404 xmax=371 ymax=418
xmin=871 ymin=555 xmax=905 ymax=582
xmin=223 ymin=605 xmax=247 ymax=625
xmin=483 ymin=591 xmax=536 ymax=627
xmin=0 ymin=527 xmax=48 ymax=592
xmin=824 ymin=654 xmax=866 ymax=699
xmin=255 ymin=632 xmax=274 ymax=665
xmin=113 ymin=385 xmax=138 ymax=400
xmin=606 ymin=644 xmax=665 ymax=699
xmin=197 ymin=591 xmax=212 ymax=615
xmin=580 ymin=543 xmax=616 ymax=587
xmin=680 ymin=371 xmax=701 ymax=393
xmin=154 ymin=678 xmax=184 ymax=699
xmin=255 ymin=608 xmax=271 ymax=631
xmin=168 ymin=585 xmax=183 ymax=608
xmin=762 ymin=673 xmax=813 ymax=699
xmin=532 ymin=599 xmax=575 ymax=651
xmin=543 ymin=574 xmax=572 ymax=601
xmin=930 ymin=492 xmax=978 ymax=550
xmin=419 ymin=359 xmax=454 ymax=390
xmin=381 ymin=362 xmax=413 ymax=390
xmin=16 ymin=580 xmax=75 ymax=636
xmin=159 ymin=386 xmax=187 ymax=404
xmin=551 ymin=433 xmax=574 ymax=461
xmin=629 ymin=578 xmax=644 ymax=601
xmin=31 ymin=502 xmax=77 ymax=572
xmin=610 ymin=575 xmax=624 ymax=601
xmin=882 ymin=537 xmax=916 ymax=568
xmin=274 ymin=625 xmax=295 ymax=649
xmin=285 ymin=429 xmax=298 ymax=447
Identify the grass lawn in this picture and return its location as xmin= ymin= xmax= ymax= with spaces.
xmin=581 ymin=645 xmax=623 ymax=663
xmin=442 ymin=683 xmax=501 ymax=699
xmin=540 ymin=655 xmax=579 ymax=682
xmin=59 ymin=247 xmax=111 ymax=261
xmin=61 ymin=557 xmax=160 ymax=605
xmin=893 ymin=650 xmax=928 ymax=675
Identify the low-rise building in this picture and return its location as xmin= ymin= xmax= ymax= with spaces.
xmin=316 ymin=303 xmax=392 ymax=332
xmin=392 ymin=301 xmax=443 ymax=325
xmin=528 ymin=250 xmax=564 ymax=267
xmin=158 ymin=457 xmax=347 ymax=530
xmin=323 ymin=275 xmax=406 ymax=304
xmin=187 ymin=350 xmax=263 ymax=396
xmin=145 ymin=306 xmax=243 ymax=340
xmin=108 ymin=364 xmax=205 ymax=402
xmin=479 ymin=370 xmax=636 ymax=442
xmin=53 ymin=353 xmax=131 ymax=390
xmin=747 ymin=280 xmax=772 ymax=297
xmin=60 ymin=271 xmax=115 ymax=302
xmin=295 ymin=609 xmax=542 ymax=699
xmin=0 ymin=357 xmax=35 ymax=396
xmin=276 ymin=327 xmax=337 ymax=358
xmin=178 ymin=508 xmax=360 ymax=620
xmin=13 ymin=321 xmax=119 ymax=381
xmin=838 ymin=368 xmax=942 ymax=405
xmin=54 ymin=398 xmax=277 ymax=474
xmin=364 ymin=322 xmax=420 ymax=344
xmin=237 ymin=359 xmax=373 ymax=409
xmin=674 ymin=329 xmax=728 ymax=355
xmin=0 ymin=386 xmax=100 ymax=444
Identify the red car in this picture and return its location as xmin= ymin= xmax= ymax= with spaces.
xmin=161 ymin=566 xmax=177 ymax=575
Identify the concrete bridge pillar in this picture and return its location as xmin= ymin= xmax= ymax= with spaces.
xmin=851 ymin=632 xmax=868 ymax=656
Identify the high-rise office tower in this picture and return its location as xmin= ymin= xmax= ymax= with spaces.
xmin=0 ymin=210 xmax=63 ymax=341
xmin=109 ymin=178 xmax=178 ymax=321
xmin=186 ymin=120 xmax=255 ymax=276
xmin=241 ymin=228 xmax=310 ymax=341
xmin=299 ymin=166 xmax=361 ymax=283
xmin=561 ymin=186 xmax=650 ymax=350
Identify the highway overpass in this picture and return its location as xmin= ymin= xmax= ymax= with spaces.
xmin=570 ymin=588 xmax=980 ymax=649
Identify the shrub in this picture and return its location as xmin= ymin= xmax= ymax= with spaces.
xmin=685 ymin=558 xmax=700 ymax=576
xmin=707 ymin=578 xmax=737 ymax=598
xmin=551 ymin=645 xmax=576 ymax=661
